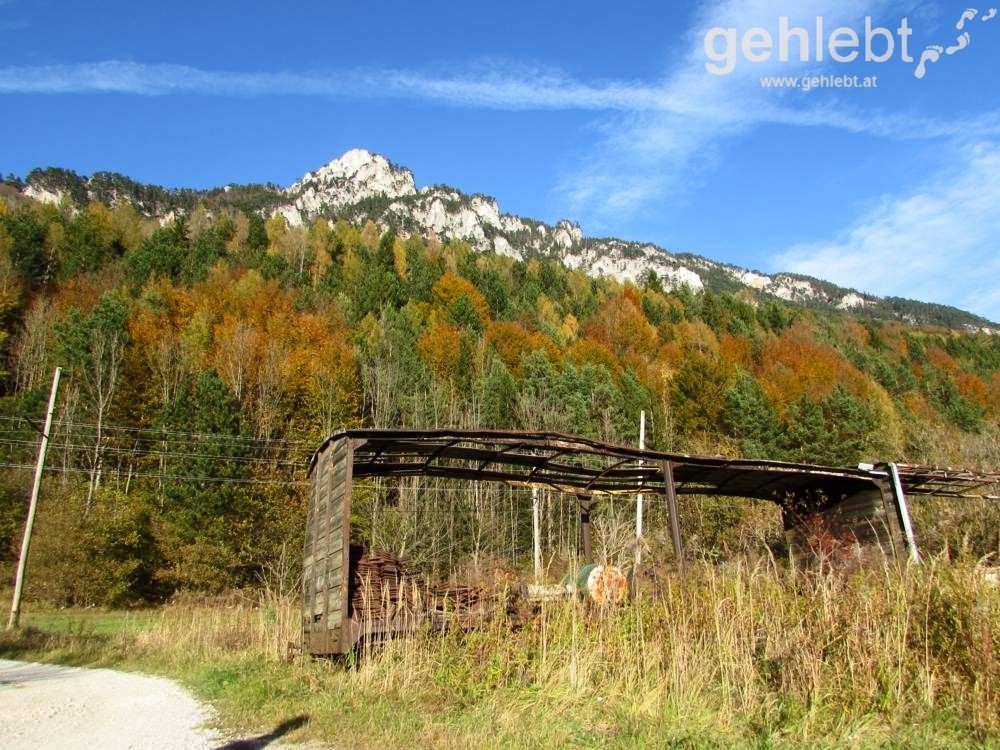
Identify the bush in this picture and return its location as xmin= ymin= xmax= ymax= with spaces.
xmin=22 ymin=487 xmax=165 ymax=607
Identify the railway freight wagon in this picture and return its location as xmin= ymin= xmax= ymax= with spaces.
xmin=302 ymin=432 xmax=496 ymax=656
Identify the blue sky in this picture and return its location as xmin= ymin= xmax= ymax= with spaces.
xmin=2 ymin=0 xmax=999 ymax=322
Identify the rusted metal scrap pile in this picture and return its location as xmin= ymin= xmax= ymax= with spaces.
xmin=348 ymin=547 xmax=496 ymax=622
xmin=428 ymin=582 xmax=489 ymax=613
xmin=348 ymin=547 xmax=423 ymax=618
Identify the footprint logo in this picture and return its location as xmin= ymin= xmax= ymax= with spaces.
xmin=946 ymin=31 xmax=972 ymax=53
xmin=957 ymin=7 xmax=978 ymax=29
xmin=915 ymin=7 xmax=996 ymax=77
xmin=915 ymin=45 xmax=944 ymax=78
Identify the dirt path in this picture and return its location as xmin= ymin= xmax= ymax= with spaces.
xmin=0 ymin=658 xmax=222 ymax=749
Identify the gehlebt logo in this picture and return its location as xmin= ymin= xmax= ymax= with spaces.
xmin=704 ymin=6 xmax=997 ymax=82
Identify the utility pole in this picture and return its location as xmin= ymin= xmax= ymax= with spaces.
xmin=7 ymin=367 xmax=61 ymax=631
xmin=531 ymin=487 xmax=541 ymax=583
xmin=635 ymin=410 xmax=646 ymax=570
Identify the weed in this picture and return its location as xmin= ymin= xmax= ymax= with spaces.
xmin=1 ymin=558 xmax=997 ymax=747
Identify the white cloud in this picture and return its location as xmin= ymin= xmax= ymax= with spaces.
xmin=0 ymin=60 xmax=674 ymax=108
xmin=553 ymin=0 xmax=912 ymax=226
xmin=774 ymin=141 xmax=1000 ymax=323
xmin=3 ymin=0 xmax=1000 ymax=251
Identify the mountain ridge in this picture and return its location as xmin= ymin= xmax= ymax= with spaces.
xmin=8 ymin=149 xmax=996 ymax=332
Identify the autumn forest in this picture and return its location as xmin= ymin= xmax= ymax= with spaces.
xmin=1 ymin=189 xmax=998 ymax=605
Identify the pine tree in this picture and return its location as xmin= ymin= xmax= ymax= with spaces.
xmin=722 ymin=371 xmax=782 ymax=459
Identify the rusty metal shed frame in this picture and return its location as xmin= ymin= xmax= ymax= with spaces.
xmin=308 ymin=430 xmax=998 ymax=498
xmin=302 ymin=428 xmax=999 ymax=655
xmin=313 ymin=429 xmax=851 ymax=496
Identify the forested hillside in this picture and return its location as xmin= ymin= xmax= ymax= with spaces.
xmin=1 ymin=190 xmax=998 ymax=605
xmin=9 ymin=153 xmax=997 ymax=332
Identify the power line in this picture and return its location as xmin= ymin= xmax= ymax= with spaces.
xmin=0 ymin=437 xmax=308 ymax=466
xmin=0 ymin=460 xmax=675 ymax=508
xmin=0 ymin=461 xmax=309 ymax=486
xmin=54 ymin=418 xmax=311 ymax=445
xmin=0 ymin=415 xmax=313 ymax=446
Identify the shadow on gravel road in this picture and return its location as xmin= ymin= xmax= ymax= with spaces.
xmin=214 ymin=715 xmax=310 ymax=749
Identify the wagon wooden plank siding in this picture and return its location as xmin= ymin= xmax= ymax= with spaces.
xmin=301 ymin=435 xmax=352 ymax=655
xmin=303 ymin=429 xmax=1000 ymax=656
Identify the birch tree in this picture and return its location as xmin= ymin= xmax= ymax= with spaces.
xmin=56 ymin=292 xmax=129 ymax=512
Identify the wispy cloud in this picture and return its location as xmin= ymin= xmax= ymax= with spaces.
xmin=3 ymin=1 xmax=999 ymax=240
xmin=0 ymin=57 xmax=892 ymax=120
xmin=0 ymin=62 xmax=374 ymax=99
xmin=0 ymin=60 xmax=676 ymax=110
xmin=773 ymin=141 xmax=1000 ymax=323
xmin=2 ymin=52 xmax=997 ymax=138
xmin=553 ymin=0 xmax=911 ymax=226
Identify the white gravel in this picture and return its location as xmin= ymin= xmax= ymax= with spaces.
xmin=0 ymin=659 xmax=221 ymax=749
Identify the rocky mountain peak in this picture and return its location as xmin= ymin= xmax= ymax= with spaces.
xmin=294 ymin=149 xmax=415 ymax=196
xmin=271 ymin=150 xmax=996 ymax=331
xmin=10 ymin=150 xmax=996 ymax=331
xmin=282 ymin=149 xmax=416 ymax=225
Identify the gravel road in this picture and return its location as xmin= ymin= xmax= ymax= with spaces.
xmin=0 ymin=659 xmax=222 ymax=749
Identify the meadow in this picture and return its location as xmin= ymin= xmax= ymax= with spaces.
xmin=3 ymin=556 xmax=998 ymax=749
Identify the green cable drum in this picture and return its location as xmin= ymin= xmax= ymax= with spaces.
xmin=575 ymin=563 xmax=599 ymax=592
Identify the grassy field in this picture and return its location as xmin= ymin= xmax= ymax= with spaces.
xmin=2 ymin=557 xmax=998 ymax=749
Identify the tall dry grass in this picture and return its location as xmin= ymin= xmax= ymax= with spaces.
xmin=338 ymin=556 xmax=998 ymax=745
xmin=114 ymin=555 xmax=979 ymax=746
xmin=130 ymin=544 xmax=301 ymax=666
xmin=5 ymin=555 xmax=996 ymax=746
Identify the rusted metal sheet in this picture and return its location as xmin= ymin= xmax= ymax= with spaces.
xmin=785 ymin=488 xmax=902 ymax=570
xmin=661 ymin=460 xmax=685 ymax=576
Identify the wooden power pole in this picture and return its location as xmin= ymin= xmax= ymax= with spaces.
xmin=7 ymin=367 xmax=61 ymax=631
